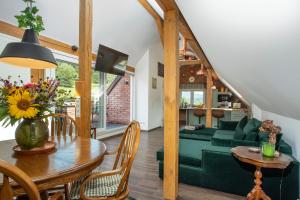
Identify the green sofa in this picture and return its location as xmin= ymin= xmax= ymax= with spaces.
xmin=158 ymin=118 xmax=299 ymax=199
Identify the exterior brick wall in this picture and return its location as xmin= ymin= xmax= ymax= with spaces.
xmin=107 ymin=74 xmax=130 ymax=125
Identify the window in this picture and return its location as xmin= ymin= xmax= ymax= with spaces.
xmin=180 ymin=90 xmax=205 ymax=106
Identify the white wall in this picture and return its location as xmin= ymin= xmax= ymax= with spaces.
xmin=252 ymin=104 xmax=262 ymax=120
xmin=135 ymin=42 xmax=164 ymax=131
xmin=148 ymin=43 xmax=164 ymax=130
xmin=135 ymin=50 xmax=150 ymax=130
xmin=262 ymin=111 xmax=300 ymax=161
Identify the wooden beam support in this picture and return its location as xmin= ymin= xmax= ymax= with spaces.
xmin=163 ymin=9 xmax=179 ymax=200
xmin=155 ymin=0 xmax=176 ymax=11
xmin=138 ymin=0 xmax=164 ymax=45
xmin=0 ymin=20 xmax=135 ymax=73
xmin=76 ymin=0 xmax=93 ymax=138
xmin=178 ymin=12 xmax=210 ymax=68
xmin=30 ymin=69 xmax=44 ymax=82
xmin=179 ymin=59 xmax=201 ymax=66
xmin=205 ymin=69 xmax=213 ymax=128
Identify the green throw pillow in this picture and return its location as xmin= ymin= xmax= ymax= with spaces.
xmin=244 ymin=131 xmax=258 ymax=141
xmin=243 ymin=118 xmax=262 ymax=134
xmin=236 ymin=116 xmax=248 ymax=130
xmin=233 ymin=127 xmax=245 ymax=140
xmin=233 ymin=116 xmax=248 ymax=140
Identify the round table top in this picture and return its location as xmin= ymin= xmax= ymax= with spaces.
xmin=231 ymin=146 xmax=292 ymax=169
xmin=0 ymin=136 xmax=107 ymax=193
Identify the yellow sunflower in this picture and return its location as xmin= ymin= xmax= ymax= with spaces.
xmin=7 ymin=90 xmax=39 ymax=119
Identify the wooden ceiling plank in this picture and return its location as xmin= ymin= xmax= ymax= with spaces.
xmin=138 ymin=0 xmax=164 ymax=45
xmin=179 ymin=59 xmax=201 ymax=66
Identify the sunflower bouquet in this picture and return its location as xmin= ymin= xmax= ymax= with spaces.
xmin=0 ymin=76 xmax=61 ymax=127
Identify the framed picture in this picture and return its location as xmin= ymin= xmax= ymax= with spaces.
xmin=158 ymin=62 xmax=164 ymax=77
xmin=152 ymin=78 xmax=157 ymax=89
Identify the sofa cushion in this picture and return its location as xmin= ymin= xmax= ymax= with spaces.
xmin=244 ymin=131 xmax=258 ymax=141
xmin=157 ymin=139 xmax=211 ymax=167
xmin=180 ymin=128 xmax=217 ymax=136
xmin=233 ymin=116 xmax=248 ymax=140
xmin=236 ymin=116 xmax=248 ymax=129
xmin=233 ymin=127 xmax=245 ymax=140
xmin=219 ymin=120 xmax=239 ymax=130
xmin=243 ymin=118 xmax=262 ymax=134
xmin=180 ymin=133 xmax=212 ymax=141
xmin=211 ymin=130 xmax=235 ymax=147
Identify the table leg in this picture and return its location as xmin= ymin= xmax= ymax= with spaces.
xmin=247 ymin=167 xmax=271 ymax=200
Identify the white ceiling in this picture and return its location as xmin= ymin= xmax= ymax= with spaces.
xmin=1 ymin=0 xmax=300 ymax=120
xmin=176 ymin=0 xmax=300 ymax=120
xmin=0 ymin=0 xmax=160 ymax=66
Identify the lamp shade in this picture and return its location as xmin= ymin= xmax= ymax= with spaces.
xmin=0 ymin=29 xmax=57 ymax=69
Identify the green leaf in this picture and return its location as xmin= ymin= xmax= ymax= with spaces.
xmin=10 ymin=117 xmax=19 ymax=126
xmin=2 ymin=117 xmax=10 ymax=128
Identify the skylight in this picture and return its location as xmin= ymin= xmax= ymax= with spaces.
xmin=147 ymin=0 xmax=164 ymax=19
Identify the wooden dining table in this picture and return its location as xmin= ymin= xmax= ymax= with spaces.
xmin=0 ymin=135 xmax=107 ymax=197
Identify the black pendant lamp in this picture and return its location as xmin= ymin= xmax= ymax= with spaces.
xmin=0 ymin=29 xmax=57 ymax=69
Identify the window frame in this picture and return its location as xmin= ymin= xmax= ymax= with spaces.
xmin=180 ymin=89 xmax=205 ymax=106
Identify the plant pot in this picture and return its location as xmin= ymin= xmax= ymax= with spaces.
xmin=261 ymin=142 xmax=275 ymax=157
xmin=15 ymin=118 xmax=49 ymax=150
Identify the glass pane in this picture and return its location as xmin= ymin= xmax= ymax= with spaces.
xmin=91 ymin=71 xmax=105 ymax=129
xmin=193 ymin=91 xmax=204 ymax=106
xmin=181 ymin=91 xmax=191 ymax=105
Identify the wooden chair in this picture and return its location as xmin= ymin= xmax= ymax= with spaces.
xmin=44 ymin=113 xmax=78 ymax=200
xmin=0 ymin=159 xmax=63 ymax=200
xmin=44 ymin=113 xmax=78 ymax=137
xmin=70 ymin=121 xmax=141 ymax=200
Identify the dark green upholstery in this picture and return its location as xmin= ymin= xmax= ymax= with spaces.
xmin=244 ymin=131 xmax=258 ymax=141
xmin=243 ymin=118 xmax=262 ymax=134
xmin=233 ymin=116 xmax=248 ymax=140
xmin=219 ymin=120 xmax=239 ymax=130
xmin=157 ymin=139 xmax=211 ymax=167
xmin=211 ymin=130 xmax=235 ymax=146
xmin=157 ymin=139 xmax=299 ymax=200
xmin=179 ymin=128 xmax=216 ymax=141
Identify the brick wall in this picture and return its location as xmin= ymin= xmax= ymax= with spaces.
xmin=107 ymin=74 xmax=130 ymax=125
xmin=180 ymin=65 xmax=224 ymax=89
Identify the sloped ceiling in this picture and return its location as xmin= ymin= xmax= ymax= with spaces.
xmin=0 ymin=0 xmax=160 ymax=66
xmin=176 ymin=0 xmax=300 ymax=120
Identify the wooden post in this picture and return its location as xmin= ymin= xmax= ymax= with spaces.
xmin=31 ymin=69 xmax=44 ymax=82
xmin=206 ymin=68 xmax=213 ymax=128
xmin=76 ymin=0 xmax=93 ymax=138
xmin=163 ymin=9 xmax=179 ymax=200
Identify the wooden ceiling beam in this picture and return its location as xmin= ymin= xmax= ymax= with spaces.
xmin=179 ymin=59 xmax=201 ymax=66
xmin=0 ymin=20 xmax=135 ymax=73
xmin=155 ymin=0 xmax=176 ymax=11
xmin=138 ymin=0 xmax=164 ymax=45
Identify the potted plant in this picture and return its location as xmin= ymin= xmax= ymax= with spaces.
xmin=259 ymin=120 xmax=281 ymax=157
xmin=0 ymin=77 xmax=68 ymax=149
xmin=15 ymin=0 xmax=45 ymax=34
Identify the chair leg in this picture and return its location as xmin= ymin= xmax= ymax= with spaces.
xmin=64 ymin=184 xmax=71 ymax=200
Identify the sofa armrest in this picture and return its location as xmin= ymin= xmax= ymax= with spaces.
xmin=219 ymin=120 xmax=239 ymax=130
xmin=231 ymin=139 xmax=259 ymax=147
xmin=277 ymin=140 xmax=293 ymax=155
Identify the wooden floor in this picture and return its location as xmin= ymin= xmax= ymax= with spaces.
xmin=101 ymin=128 xmax=244 ymax=200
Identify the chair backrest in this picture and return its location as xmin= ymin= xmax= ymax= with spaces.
xmin=44 ymin=113 xmax=78 ymax=136
xmin=0 ymin=160 xmax=40 ymax=200
xmin=113 ymin=121 xmax=140 ymax=197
